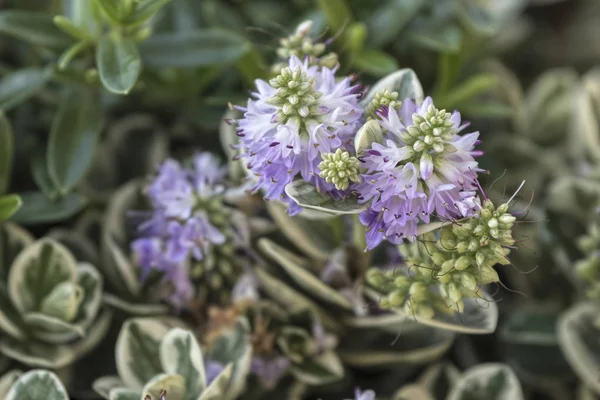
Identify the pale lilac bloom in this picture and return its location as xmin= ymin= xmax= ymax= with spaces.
xmin=236 ymin=55 xmax=363 ymax=215
xmin=130 ymin=152 xmax=232 ymax=308
xmin=204 ymin=360 xmax=225 ymax=384
xmin=250 ymin=356 xmax=290 ymax=389
xmin=354 ymin=388 xmax=376 ymax=400
xmin=356 ymin=97 xmax=483 ymax=249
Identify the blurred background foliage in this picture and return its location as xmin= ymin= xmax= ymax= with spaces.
xmin=2 ymin=0 xmax=600 ymax=399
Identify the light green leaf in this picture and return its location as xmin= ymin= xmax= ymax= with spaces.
xmin=40 ymin=277 xmax=83 ymax=320
xmin=290 ymin=351 xmax=344 ymax=386
xmin=97 ymin=34 xmax=141 ymax=95
xmin=53 ymin=16 xmax=92 ymax=41
xmin=0 ymin=111 xmax=13 ymax=194
xmin=141 ymin=374 xmax=186 ymax=400
xmin=447 ymin=363 xmax=524 ymax=400
xmin=8 ymin=239 xmax=78 ymax=314
xmin=126 ymin=0 xmax=172 ymax=25
xmin=353 ymin=49 xmax=399 ymax=77
xmin=258 ymin=238 xmax=353 ymax=311
xmin=11 ymin=192 xmax=88 ymax=225
xmin=92 ymin=375 xmax=125 ymax=399
xmin=47 ymin=88 xmax=103 ymax=194
xmin=0 ymin=11 xmax=73 ymax=50
xmin=354 ymin=119 xmax=383 ymax=157
xmin=31 ymin=150 xmax=60 ymax=200
xmin=0 ymin=67 xmax=52 ymax=112
xmin=409 ymin=23 xmax=462 ymax=53
xmin=95 ymin=0 xmax=135 ymax=24
xmin=116 ymin=318 xmax=171 ymax=390
xmin=159 ymin=328 xmax=206 ymax=399
xmin=362 ymin=68 xmax=424 ymax=106
xmin=23 ymin=312 xmax=85 ymax=341
xmin=285 ymin=181 xmax=368 ymax=215
xmin=139 ymin=30 xmax=249 ymax=68
xmin=0 ymin=195 xmax=21 ymax=222
xmin=5 ymin=369 xmax=69 ymax=400
xmin=198 ymin=364 xmax=233 ymax=400
xmin=557 ymin=302 xmax=600 ymax=395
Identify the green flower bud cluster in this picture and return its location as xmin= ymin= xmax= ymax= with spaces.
xmin=318 ymin=149 xmax=361 ymax=190
xmin=272 ymin=20 xmax=338 ymax=73
xmin=366 ymin=90 xmax=401 ymax=120
xmin=575 ymin=216 xmax=600 ymax=300
xmin=367 ymin=199 xmax=516 ymax=318
xmin=401 ymin=104 xmax=459 ymax=166
xmin=268 ymin=66 xmax=322 ymax=125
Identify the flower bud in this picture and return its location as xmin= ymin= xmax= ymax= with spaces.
xmin=454 ymin=256 xmax=471 ymax=270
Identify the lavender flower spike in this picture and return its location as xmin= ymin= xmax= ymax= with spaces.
xmin=131 ymin=152 xmax=235 ymax=309
xmin=236 ymin=55 xmax=363 ymax=215
xmin=356 ymin=97 xmax=483 ymax=249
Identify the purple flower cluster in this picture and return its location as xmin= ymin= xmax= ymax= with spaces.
xmin=131 ymin=153 xmax=229 ymax=308
xmin=236 ymin=55 xmax=362 ymax=215
xmin=355 ymin=97 xmax=483 ymax=249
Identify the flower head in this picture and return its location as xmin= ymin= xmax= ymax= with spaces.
xmin=318 ymin=149 xmax=361 ymax=190
xmin=355 ymin=97 xmax=483 ymax=249
xmin=131 ymin=152 xmax=239 ymax=308
xmin=236 ymin=56 xmax=362 ymax=214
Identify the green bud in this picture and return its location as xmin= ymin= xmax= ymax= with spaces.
xmin=416 ymin=304 xmax=435 ymax=319
xmin=432 ymin=252 xmax=446 ymax=266
xmin=409 ymin=282 xmax=428 ymax=301
xmin=394 ymin=275 xmax=411 ymax=288
xmin=448 ymin=283 xmax=462 ymax=303
xmin=388 ymin=290 xmax=406 ymax=306
xmin=318 ymin=149 xmax=360 ymax=190
xmin=478 ymin=265 xmax=500 ymax=284
xmin=460 ymin=272 xmax=477 ymax=291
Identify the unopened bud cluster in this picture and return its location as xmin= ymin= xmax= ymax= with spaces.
xmin=401 ymin=105 xmax=458 ymax=164
xmin=318 ymin=149 xmax=360 ymax=190
xmin=367 ymin=199 xmax=516 ymax=317
xmin=267 ymin=66 xmax=321 ymax=126
xmin=575 ymin=217 xmax=600 ymax=300
xmin=272 ymin=20 xmax=338 ymax=73
xmin=366 ymin=90 xmax=401 ymax=120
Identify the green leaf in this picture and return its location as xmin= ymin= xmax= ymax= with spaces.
xmin=447 ymin=363 xmax=524 ymax=400
xmin=439 ymin=74 xmax=499 ymax=109
xmin=0 ymin=195 xmax=21 ymax=222
xmin=0 ymin=282 xmax=26 ymax=341
xmin=285 ymin=181 xmax=368 ymax=215
xmin=557 ymin=302 xmax=600 ymax=395
xmin=0 ymin=222 xmax=35 ymax=281
xmin=361 ymin=68 xmax=424 ymax=106
xmin=57 ymin=40 xmax=91 ymax=70
xmin=95 ymin=0 xmax=135 ymax=24
xmin=159 ymin=328 xmax=206 ymax=399
xmin=97 ymin=34 xmax=141 ymax=95
xmin=5 ymin=369 xmax=69 ymax=400
xmin=0 ymin=112 xmax=13 ymax=194
xmin=92 ymin=375 xmax=125 ymax=399
xmin=8 ymin=238 xmax=78 ymax=314
xmin=11 ymin=192 xmax=87 ymax=225
xmin=366 ymin=0 xmax=425 ymax=47
xmin=140 ymin=374 xmax=186 ymax=400
xmin=139 ymin=30 xmax=249 ymax=68
xmin=0 ymin=370 xmax=21 ymax=398
xmin=108 ymin=388 xmax=139 ymax=400
xmin=31 ymin=150 xmax=60 ymax=200
xmin=353 ymin=49 xmax=399 ymax=77
xmin=0 ymin=67 xmax=52 ymax=112
xmin=53 ymin=16 xmax=92 ymax=41
xmin=47 ymin=89 xmax=103 ymax=194
xmin=126 ymin=0 xmax=172 ymax=25
xmin=0 ymin=11 xmax=73 ymax=50
xmin=317 ymin=0 xmax=352 ymax=32
xmin=116 ymin=318 xmax=171 ymax=390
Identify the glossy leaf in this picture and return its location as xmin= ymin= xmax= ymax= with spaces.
xmin=97 ymin=34 xmax=141 ymax=95
xmin=285 ymin=181 xmax=368 ymax=215
xmin=0 ymin=68 xmax=51 ymax=112
xmin=139 ymin=30 xmax=249 ymax=68
xmin=11 ymin=192 xmax=87 ymax=225
xmin=353 ymin=49 xmax=399 ymax=77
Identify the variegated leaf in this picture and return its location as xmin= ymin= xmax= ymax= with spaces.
xmin=198 ymin=364 xmax=233 ymax=400
xmin=0 ymin=222 xmax=35 ymax=280
xmin=285 ymin=181 xmax=368 ymax=215
xmin=116 ymin=318 xmax=171 ymax=390
xmin=103 ymin=293 xmax=169 ymax=316
xmin=93 ymin=375 xmax=125 ymax=399
xmin=8 ymin=239 xmax=78 ymax=314
xmin=109 ymin=388 xmax=139 ymax=400
xmin=5 ymin=369 xmax=69 ymax=400
xmin=141 ymin=374 xmax=186 ymax=400
xmin=447 ymin=363 xmax=524 ymax=400
xmin=289 ymin=350 xmax=344 ymax=386
xmin=361 ymin=68 xmax=424 ymax=106
xmin=0 ymin=370 xmax=21 ymax=398
xmin=159 ymin=328 xmax=206 ymax=400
